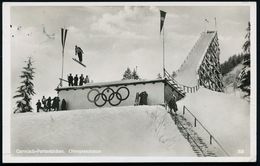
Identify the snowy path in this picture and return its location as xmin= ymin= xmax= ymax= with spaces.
xmin=11 ymin=106 xmax=196 ymax=156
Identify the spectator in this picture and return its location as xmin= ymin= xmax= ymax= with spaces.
xmin=36 ymin=100 xmax=41 ymax=113
xmin=68 ymin=73 xmax=73 ymax=86
xmin=74 ymin=74 xmax=79 ymax=86
xmin=84 ymin=75 xmax=89 ymax=84
xmin=168 ymin=96 xmax=178 ymax=114
xmin=52 ymin=97 xmax=57 ymax=111
xmin=61 ymin=99 xmax=67 ymax=110
xmin=56 ymin=96 xmax=60 ymax=111
xmin=79 ymin=74 xmax=84 ymax=86
xmin=42 ymin=96 xmax=47 ymax=111
xmin=47 ymin=96 xmax=52 ymax=112
xmin=139 ymin=91 xmax=148 ymax=105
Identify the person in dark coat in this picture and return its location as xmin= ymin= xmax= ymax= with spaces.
xmin=36 ymin=100 xmax=41 ymax=113
xmin=79 ymin=74 xmax=84 ymax=86
xmin=168 ymin=96 xmax=178 ymax=114
xmin=52 ymin=97 xmax=57 ymax=111
xmin=139 ymin=91 xmax=148 ymax=105
xmin=42 ymin=96 xmax=47 ymax=111
xmin=47 ymin=96 xmax=52 ymax=112
xmin=74 ymin=74 xmax=79 ymax=86
xmin=61 ymin=99 xmax=67 ymax=110
xmin=56 ymin=97 xmax=60 ymax=111
xmin=75 ymin=45 xmax=84 ymax=63
xmin=68 ymin=73 xmax=73 ymax=86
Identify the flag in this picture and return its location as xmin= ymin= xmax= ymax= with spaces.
xmin=160 ymin=10 xmax=167 ymax=33
xmin=61 ymin=28 xmax=68 ymax=50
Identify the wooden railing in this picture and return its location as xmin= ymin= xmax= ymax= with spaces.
xmin=180 ymin=84 xmax=200 ymax=93
xmin=182 ymin=105 xmax=230 ymax=156
xmin=164 ymin=68 xmax=200 ymax=94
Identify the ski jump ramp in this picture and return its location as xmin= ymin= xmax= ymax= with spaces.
xmin=175 ymin=31 xmax=224 ymax=92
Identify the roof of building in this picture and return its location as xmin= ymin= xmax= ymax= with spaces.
xmin=56 ymin=79 xmax=165 ymax=91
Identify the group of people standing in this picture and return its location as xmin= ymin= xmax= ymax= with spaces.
xmin=68 ymin=74 xmax=89 ymax=86
xmin=36 ymin=96 xmax=67 ymax=112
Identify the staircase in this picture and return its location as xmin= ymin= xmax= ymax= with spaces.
xmin=169 ymin=112 xmax=217 ymax=157
xmin=163 ymin=69 xmax=186 ymax=97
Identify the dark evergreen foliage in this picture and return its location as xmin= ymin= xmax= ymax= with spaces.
xmin=238 ymin=22 xmax=251 ymax=97
xmin=13 ymin=57 xmax=36 ymax=113
xmin=122 ymin=67 xmax=140 ymax=80
xmin=220 ymin=54 xmax=244 ymax=76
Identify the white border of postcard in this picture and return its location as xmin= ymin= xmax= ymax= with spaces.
xmin=2 ymin=1 xmax=257 ymax=163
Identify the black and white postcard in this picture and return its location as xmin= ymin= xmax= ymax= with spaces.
xmin=2 ymin=2 xmax=257 ymax=163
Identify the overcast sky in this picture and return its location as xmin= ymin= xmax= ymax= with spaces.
xmin=10 ymin=5 xmax=250 ymax=109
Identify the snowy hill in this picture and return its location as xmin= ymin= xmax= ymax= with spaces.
xmin=178 ymin=87 xmax=250 ymax=156
xmin=11 ymin=106 xmax=196 ymax=156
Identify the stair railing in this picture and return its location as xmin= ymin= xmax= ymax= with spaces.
xmin=182 ymin=105 xmax=230 ymax=156
xmin=163 ymin=69 xmax=185 ymax=96
xmin=164 ymin=68 xmax=200 ymax=94
xmin=169 ymin=111 xmax=206 ymax=157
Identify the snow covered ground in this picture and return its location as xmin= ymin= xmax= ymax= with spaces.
xmin=11 ymin=105 xmax=196 ymax=156
xmin=177 ymin=88 xmax=250 ymax=156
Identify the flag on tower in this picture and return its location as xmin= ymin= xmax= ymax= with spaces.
xmin=160 ymin=10 xmax=167 ymax=33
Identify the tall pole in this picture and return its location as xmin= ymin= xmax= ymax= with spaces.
xmin=60 ymin=47 xmax=64 ymax=86
xmin=214 ymin=17 xmax=217 ymax=31
xmin=163 ymin=26 xmax=165 ymax=78
xmin=60 ymin=27 xmax=67 ymax=87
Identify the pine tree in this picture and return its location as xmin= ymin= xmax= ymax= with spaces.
xmin=122 ymin=67 xmax=132 ymax=80
xmin=132 ymin=69 xmax=140 ymax=80
xmin=13 ymin=57 xmax=36 ymax=113
xmin=238 ymin=22 xmax=250 ymax=97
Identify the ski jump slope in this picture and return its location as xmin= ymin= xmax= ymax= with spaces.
xmin=175 ymin=31 xmax=216 ymax=87
xmin=12 ymin=106 xmax=196 ymax=156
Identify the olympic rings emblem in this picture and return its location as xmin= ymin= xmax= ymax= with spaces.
xmin=87 ymin=86 xmax=130 ymax=107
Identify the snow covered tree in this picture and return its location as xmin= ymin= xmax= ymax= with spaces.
xmin=13 ymin=57 xmax=36 ymax=113
xmin=132 ymin=69 xmax=140 ymax=80
xmin=238 ymin=22 xmax=250 ymax=97
xmin=122 ymin=67 xmax=132 ymax=80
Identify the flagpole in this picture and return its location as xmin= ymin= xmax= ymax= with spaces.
xmin=163 ymin=26 xmax=165 ymax=78
xmin=61 ymin=47 xmax=64 ymax=86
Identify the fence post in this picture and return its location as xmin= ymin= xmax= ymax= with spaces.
xmin=183 ymin=106 xmax=185 ymax=115
xmin=210 ymin=135 xmax=212 ymax=144
xmin=194 ymin=118 xmax=197 ymax=127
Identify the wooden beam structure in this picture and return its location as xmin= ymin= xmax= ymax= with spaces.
xmin=197 ymin=32 xmax=224 ymax=92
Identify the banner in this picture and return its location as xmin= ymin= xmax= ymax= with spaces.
xmin=160 ymin=10 xmax=167 ymax=33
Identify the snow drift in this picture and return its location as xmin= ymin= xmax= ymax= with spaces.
xmin=178 ymin=87 xmax=250 ymax=156
xmin=11 ymin=105 xmax=196 ymax=156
